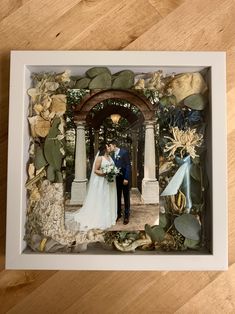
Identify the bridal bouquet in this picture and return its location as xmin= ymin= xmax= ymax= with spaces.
xmin=102 ymin=164 xmax=120 ymax=182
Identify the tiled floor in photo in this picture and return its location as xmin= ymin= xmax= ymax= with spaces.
xmin=65 ymin=203 xmax=159 ymax=231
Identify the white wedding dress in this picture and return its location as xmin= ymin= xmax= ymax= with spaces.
xmin=66 ymin=154 xmax=117 ymax=231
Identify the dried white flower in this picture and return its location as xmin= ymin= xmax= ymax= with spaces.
xmin=164 ymin=127 xmax=203 ymax=159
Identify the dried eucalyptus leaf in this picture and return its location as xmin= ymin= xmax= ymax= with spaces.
xmin=183 ymin=94 xmax=208 ymax=110
xmin=56 ymin=171 xmax=63 ymax=183
xmin=184 ymin=238 xmax=200 ymax=249
xmin=190 ymin=164 xmax=201 ymax=181
xmin=145 ymin=224 xmax=165 ymax=243
xmin=191 ymin=177 xmax=202 ymax=204
xmin=112 ymin=76 xmax=134 ymax=89
xmin=112 ymin=70 xmax=134 ymax=78
xmin=47 ymin=165 xmax=55 ymax=182
xmin=44 ymin=118 xmax=64 ymax=171
xmin=159 ymin=213 xmax=168 ymax=228
xmin=159 ymin=95 xmax=177 ymax=106
xmin=86 ymin=67 xmax=111 ymax=78
xmin=35 ymin=146 xmax=47 ymax=170
xmin=174 ymin=214 xmax=201 ymax=240
xmin=75 ymin=77 xmax=91 ymax=89
xmin=45 ymin=140 xmax=63 ymax=170
xmin=68 ymin=80 xmax=76 ymax=88
xmin=71 ymin=75 xmax=82 ymax=81
xmin=89 ymin=72 xmax=112 ymax=89
xmin=112 ymin=70 xmax=134 ymax=89
xmin=46 ymin=117 xmax=60 ymax=137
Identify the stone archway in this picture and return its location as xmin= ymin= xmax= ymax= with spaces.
xmin=74 ymin=89 xmax=155 ymax=122
xmin=70 ymin=89 xmax=159 ymax=205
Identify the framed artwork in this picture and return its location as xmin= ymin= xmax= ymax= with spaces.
xmin=6 ymin=51 xmax=227 ymax=270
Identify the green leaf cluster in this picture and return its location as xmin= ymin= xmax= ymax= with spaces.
xmin=34 ymin=117 xmax=65 ymax=183
xmin=72 ymin=67 xmax=135 ymax=90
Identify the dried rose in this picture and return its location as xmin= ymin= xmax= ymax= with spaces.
xmin=169 ymin=72 xmax=207 ymax=103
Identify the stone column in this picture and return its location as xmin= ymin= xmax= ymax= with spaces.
xmin=130 ymin=129 xmax=142 ymax=205
xmin=131 ymin=129 xmax=138 ymax=188
xmin=94 ymin=129 xmax=99 ymax=155
xmin=70 ymin=121 xmax=87 ymax=205
xmin=142 ymin=121 xmax=159 ymax=204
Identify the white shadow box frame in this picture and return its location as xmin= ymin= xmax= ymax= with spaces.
xmin=6 ymin=51 xmax=227 ymax=270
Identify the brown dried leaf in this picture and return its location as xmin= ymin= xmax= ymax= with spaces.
xmin=41 ymin=109 xmax=51 ymax=120
xmin=28 ymin=116 xmax=37 ymax=137
xmin=33 ymin=103 xmax=44 ymax=115
xmin=51 ymin=94 xmax=66 ymax=116
xmin=34 ymin=116 xmax=51 ymax=137
xmin=42 ymin=95 xmax=52 ymax=110
xmin=28 ymin=163 xmax=35 ymax=179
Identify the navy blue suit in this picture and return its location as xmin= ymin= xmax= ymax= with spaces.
xmin=113 ymin=148 xmax=131 ymax=218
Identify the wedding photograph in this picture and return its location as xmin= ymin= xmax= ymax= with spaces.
xmin=64 ymin=88 xmax=160 ymax=232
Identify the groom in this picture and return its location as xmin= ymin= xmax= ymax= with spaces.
xmin=109 ymin=140 xmax=131 ymax=225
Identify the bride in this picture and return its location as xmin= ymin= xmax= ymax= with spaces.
xmin=66 ymin=143 xmax=117 ymax=231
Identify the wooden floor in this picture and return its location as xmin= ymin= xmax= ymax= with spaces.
xmin=1 ymin=0 xmax=235 ymax=313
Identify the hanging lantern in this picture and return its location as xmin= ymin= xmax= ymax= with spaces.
xmin=110 ymin=113 xmax=121 ymax=124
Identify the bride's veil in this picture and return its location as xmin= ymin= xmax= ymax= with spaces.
xmin=86 ymin=151 xmax=100 ymax=194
